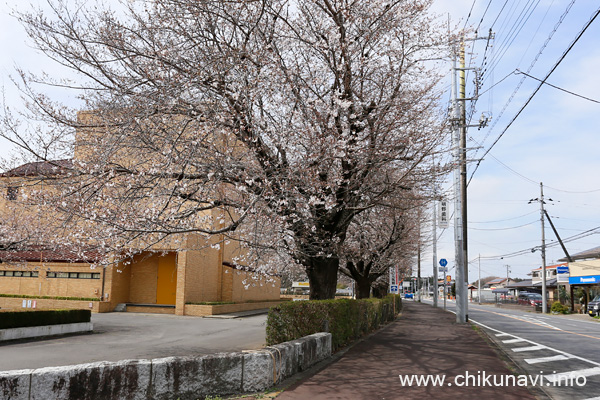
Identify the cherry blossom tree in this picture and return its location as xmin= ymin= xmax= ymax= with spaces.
xmin=1 ymin=0 xmax=449 ymax=299
xmin=339 ymin=190 xmax=424 ymax=299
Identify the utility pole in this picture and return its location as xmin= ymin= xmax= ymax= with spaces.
xmin=417 ymin=220 xmax=421 ymax=302
xmin=451 ymin=41 xmax=465 ymax=323
xmin=450 ymin=30 xmax=493 ymax=323
xmin=505 ymin=264 xmax=510 ymax=299
xmin=452 ymin=38 xmax=469 ymax=323
xmin=529 ymin=183 xmax=548 ymax=313
xmin=540 ymin=183 xmax=548 ymax=314
xmin=432 ymin=185 xmax=438 ymax=308
xmin=478 ymin=254 xmax=481 ymax=305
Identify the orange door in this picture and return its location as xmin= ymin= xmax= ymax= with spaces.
xmin=156 ymin=253 xmax=177 ymax=305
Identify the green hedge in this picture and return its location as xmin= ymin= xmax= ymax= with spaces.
xmin=266 ymin=295 xmax=402 ymax=351
xmin=0 ymin=309 xmax=91 ymax=330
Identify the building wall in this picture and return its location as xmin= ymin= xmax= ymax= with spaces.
xmin=229 ymin=267 xmax=281 ymax=303
xmin=105 ymin=262 xmax=132 ymax=308
xmin=569 ymin=259 xmax=600 ymax=277
xmin=0 ymin=262 xmax=103 ymax=299
xmin=129 ymin=253 xmax=158 ymax=304
xmin=182 ymin=233 xmax=223 ymax=304
xmin=221 ymin=266 xmax=234 ymax=303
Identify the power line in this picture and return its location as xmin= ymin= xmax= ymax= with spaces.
xmin=477 ymin=0 xmax=577 ymax=148
xmin=470 ymin=220 xmax=538 ymax=231
xmin=469 ymin=6 xmax=600 ymax=183
xmin=485 ymin=0 xmax=542 ymax=76
xmin=480 ymin=224 xmax=600 ymax=260
xmin=470 ymin=210 xmax=538 ymax=224
xmin=515 ymin=69 xmax=600 ymax=104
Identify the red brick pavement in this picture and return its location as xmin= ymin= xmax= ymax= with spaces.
xmin=275 ymin=301 xmax=541 ymax=400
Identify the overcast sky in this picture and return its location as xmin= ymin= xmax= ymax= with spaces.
xmin=1 ymin=1 xmax=599 ymax=282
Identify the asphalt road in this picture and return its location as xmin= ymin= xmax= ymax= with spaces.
xmin=0 ymin=312 xmax=267 ymax=371
xmin=422 ymin=298 xmax=600 ymax=400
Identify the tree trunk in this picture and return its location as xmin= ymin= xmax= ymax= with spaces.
xmin=306 ymin=257 xmax=339 ymax=300
xmin=355 ymin=276 xmax=372 ymax=299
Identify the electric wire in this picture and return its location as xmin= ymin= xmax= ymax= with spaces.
xmin=475 ymin=0 xmax=577 ymax=151
xmin=484 ymin=0 xmax=542 ymax=77
xmin=469 ymin=5 xmax=600 ymax=185
xmin=470 ymin=210 xmax=538 ymax=224
xmin=515 ymin=69 xmax=600 ymax=104
xmin=470 ymin=220 xmax=538 ymax=231
xmin=479 ymin=225 xmax=600 ymax=260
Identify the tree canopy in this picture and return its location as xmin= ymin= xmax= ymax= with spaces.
xmin=1 ymin=0 xmax=450 ymax=299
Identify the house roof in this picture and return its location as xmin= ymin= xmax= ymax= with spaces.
xmin=486 ymin=278 xmax=507 ymax=284
xmin=529 ymin=263 xmax=565 ymax=272
xmin=0 ymin=247 xmax=102 ymax=264
xmin=506 ymin=279 xmax=533 ymax=289
xmin=558 ymin=246 xmax=600 ymax=262
xmin=0 ymin=159 xmax=73 ymax=178
xmin=533 ymin=278 xmax=557 ymax=288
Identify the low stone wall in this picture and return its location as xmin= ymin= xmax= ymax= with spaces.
xmin=184 ymin=301 xmax=282 ymax=316
xmin=0 ymin=297 xmax=112 ymax=313
xmin=0 ymin=322 xmax=93 ymax=342
xmin=0 ymin=332 xmax=332 ymax=400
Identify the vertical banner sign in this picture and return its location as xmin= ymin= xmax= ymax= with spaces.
xmin=438 ymin=200 xmax=449 ymax=229
xmin=389 ymin=267 xmax=398 ymax=286
xmin=389 ymin=267 xmax=399 ymax=293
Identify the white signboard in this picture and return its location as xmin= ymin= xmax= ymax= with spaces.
xmin=389 ymin=267 xmax=399 ymax=286
xmin=438 ymin=200 xmax=449 ymax=229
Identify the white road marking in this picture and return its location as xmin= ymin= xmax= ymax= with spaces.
xmin=582 ymin=397 xmax=600 ymax=400
xmin=512 ymin=345 xmax=546 ymax=352
xmin=502 ymin=338 xmax=526 ymax=344
xmin=524 ymin=355 xmax=571 ymax=364
xmin=495 ymin=333 xmax=512 ymax=337
xmin=544 ymin=367 xmax=600 ymax=383
xmin=470 ymin=319 xmax=600 ymax=367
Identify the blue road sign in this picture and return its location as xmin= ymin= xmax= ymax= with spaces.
xmin=439 ymin=258 xmax=448 ymax=267
xmin=556 ymin=266 xmax=569 ymax=274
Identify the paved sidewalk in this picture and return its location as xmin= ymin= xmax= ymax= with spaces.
xmin=275 ymin=302 xmax=541 ymax=400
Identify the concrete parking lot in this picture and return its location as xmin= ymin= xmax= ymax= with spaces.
xmin=0 ymin=312 xmax=267 ymax=371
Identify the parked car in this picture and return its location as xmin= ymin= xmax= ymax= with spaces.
xmin=588 ymin=295 xmax=600 ymax=317
xmin=517 ymin=292 xmax=542 ymax=307
xmin=404 ymin=292 xmax=414 ymax=299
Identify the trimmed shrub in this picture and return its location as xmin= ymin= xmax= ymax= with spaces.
xmin=0 ymin=309 xmax=91 ymax=330
xmin=551 ymin=301 xmax=569 ymax=314
xmin=266 ymin=295 xmax=402 ymax=351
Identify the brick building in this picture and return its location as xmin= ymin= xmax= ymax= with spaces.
xmin=0 ymin=115 xmax=281 ymax=314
